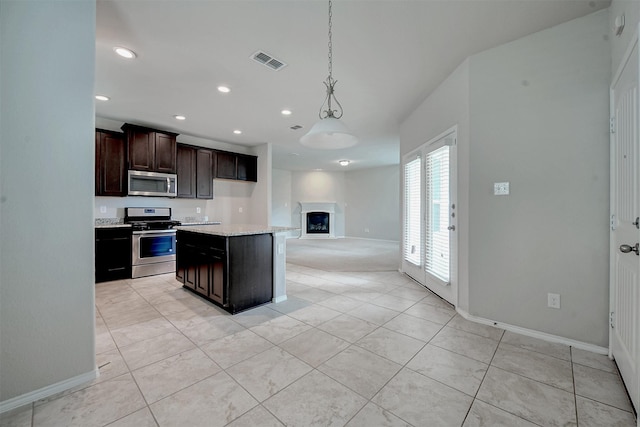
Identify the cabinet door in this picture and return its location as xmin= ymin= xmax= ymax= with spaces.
xmin=194 ymin=251 xmax=209 ymax=296
xmin=127 ymin=129 xmax=154 ymax=171
xmin=96 ymin=130 xmax=126 ymax=196
xmin=209 ymin=253 xmax=225 ymax=304
xmin=95 ymin=228 xmax=132 ymax=283
xmin=237 ymin=154 xmax=257 ymax=182
xmin=215 ymin=151 xmax=237 ymax=180
xmin=196 ymin=149 xmax=213 ymax=199
xmin=154 ymin=132 xmax=177 ymax=173
xmin=177 ymin=145 xmax=196 ymax=198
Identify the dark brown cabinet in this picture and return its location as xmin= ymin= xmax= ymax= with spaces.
xmin=237 ymin=154 xmax=258 ymax=182
xmin=122 ymin=123 xmax=178 ymax=174
xmin=95 ymin=129 xmax=126 ymax=196
xmin=177 ymin=144 xmax=213 ymax=199
xmin=215 ymin=151 xmax=237 ymax=180
xmin=95 ymin=227 xmax=132 ymax=283
xmin=177 ymin=145 xmax=197 ymax=198
xmin=176 ymin=231 xmax=272 ymax=313
xmin=196 ymin=149 xmax=214 ymax=198
xmin=214 ymin=151 xmax=257 ymax=182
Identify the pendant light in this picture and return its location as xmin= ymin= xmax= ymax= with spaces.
xmin=300 ymin=0 xmax=358 ymax=150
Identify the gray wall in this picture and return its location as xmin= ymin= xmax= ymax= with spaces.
xmin=467 ymin=9 xmax=610 ymax=346
xmin=401 ymin=9 xmax=611 ymax=346
xmin=345 ymin=166 xmax=400 ymax=241
xmin=400 ymin=60 xmax=471 ymax=311
xmin=1 ymin=0 xmax=96 ymax=402
xmin=277 ymin=168 xmax=401 ymax=241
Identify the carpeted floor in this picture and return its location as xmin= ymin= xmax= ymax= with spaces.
xmin=285 ymin=238 xmax=400 ymax=272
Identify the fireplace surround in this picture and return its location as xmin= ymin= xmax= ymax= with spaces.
xmin=299 ymin=202 xmax=337 ymax=239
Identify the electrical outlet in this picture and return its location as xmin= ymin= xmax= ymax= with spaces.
xmin=196 ymin=207 xmax=201 ymax=214
xmin=239 ymin=207 xmax=243 ymax=213
xmin=547 ymin=293 xmax=560 ymax=309
xmin=364 ymin=228 xmax=370 ymax=233
xmin=99 ymin=206 xmax=107 ymax=213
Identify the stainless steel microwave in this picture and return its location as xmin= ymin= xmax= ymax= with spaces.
xmin=128 ymin=170 xmax=177 ymax=197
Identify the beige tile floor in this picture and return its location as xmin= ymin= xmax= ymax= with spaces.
xmin=2 ymin=265 xmax=637 ymax=427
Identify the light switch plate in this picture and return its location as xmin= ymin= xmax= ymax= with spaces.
xmin=494 ymin=182 xmax=510 ymax=195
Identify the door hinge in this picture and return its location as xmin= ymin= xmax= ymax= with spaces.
xmin=610 ymin=116 xmax=616 ymax=134
xmin=610 ymin=311 xmax=615 ymax=329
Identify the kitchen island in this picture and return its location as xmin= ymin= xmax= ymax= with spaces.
xmin=175 ymin=224 xmax=292 ymax=314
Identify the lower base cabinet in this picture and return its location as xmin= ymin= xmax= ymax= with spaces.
xmin=176 ymin=231 xmax=272 ymax=313
xmin=95 ymin=228 xmax=132 ymax=283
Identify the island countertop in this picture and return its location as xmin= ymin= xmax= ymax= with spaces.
xmin=175 ymin=224 xmax=296 ymax=237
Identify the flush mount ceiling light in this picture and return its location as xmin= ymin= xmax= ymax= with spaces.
xmin=338 ymin=159 xmax=350 ymax=166
xmin=281 ymin=109 xmax=292 ymax=116
xmin=233 ymin=129 xmax=242 ymax=135
xmin=300 ymin=0 xmax=357 ymax=150
xmin=95 ymin=95 xmax=110 ymax=101
xmin=174 ymin=115 xmax=186 ymax=121
xmin=113 ymin=46 xmax=136 ymax=59
xmin=217 ymin=86 xmax=231 ymax=93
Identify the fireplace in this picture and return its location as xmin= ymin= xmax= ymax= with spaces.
xmin=306 ymin=212 xmax=330 ymax=234
xmin=299 ymin=202 xmax=337 ymax=239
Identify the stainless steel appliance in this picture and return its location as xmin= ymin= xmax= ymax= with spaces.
xmin=128 ymin=170 xmax=177 ymax=197
xmin=124 ymin=207 xmax=181 ymax=278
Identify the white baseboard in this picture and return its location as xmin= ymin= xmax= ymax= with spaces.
xmin=456 ymin=308 xmax=609 ymax=355
xmin=343 ymin=236 xmax=400 ymax=243
xmin=272 ymin=295 xmax=288 ymax=303
xmin=0 ymin=368 xmax=99 ymax=414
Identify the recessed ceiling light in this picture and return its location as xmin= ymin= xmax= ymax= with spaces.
xmin=339 ymin=160 xmax=350 ymax=166
xmin=174 ymin=115 xmax=186 ymax=121
xmin=217 ymin=86 xmax=231 ymax=93
xmin=233 ymin=129 xmax=242 ymax=135
xmin=95 ymin=95 xmax=110 ymax=101
xmin=281 ymin=109 xmax=292 ymax=116
xmin=113 ymin=47 xmax=136 ymax=59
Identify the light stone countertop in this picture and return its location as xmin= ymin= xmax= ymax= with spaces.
xmin=175 ymin=224 xmax=297 ymax=237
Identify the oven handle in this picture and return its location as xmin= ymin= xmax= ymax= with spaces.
xmin=132 ymin=229 xmax=177 ymax=235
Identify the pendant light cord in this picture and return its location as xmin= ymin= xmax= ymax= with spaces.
xmin=320 ymin=0 xmax=344 ymax=120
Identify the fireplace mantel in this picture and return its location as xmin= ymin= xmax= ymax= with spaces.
xmin=299 ymin=201 xmax=337 ymax=239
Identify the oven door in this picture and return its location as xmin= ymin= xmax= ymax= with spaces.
xmin=132 ymin=230 xmax=176 ymax=265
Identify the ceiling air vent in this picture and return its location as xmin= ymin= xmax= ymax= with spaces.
xmin=251 ymin=50 xmax=287 ymax=71
xmin=290 ymin=125 xmax=303 ymax=130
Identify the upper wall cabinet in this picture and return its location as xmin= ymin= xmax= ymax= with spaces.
xmin=122 ymin=123 xmax=178 ymax=174
xmin=214 ymin=151 xmax=257 ymax=182
xmin=177 ymin=144 xmax=213 ymax=199
xmin=237 ymin=154 xmax=257 ymax=182
xmin=95 ymin=129 xmax=126 ymax=196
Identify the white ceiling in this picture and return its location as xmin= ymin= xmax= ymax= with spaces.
xmin=95 ymin=0 xmax=610 ymax=172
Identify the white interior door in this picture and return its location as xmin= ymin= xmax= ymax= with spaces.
xmin=402 ymin=128 xmax=457 ymax=305
xmin=610 ymin=32 xmax=639 ymax=414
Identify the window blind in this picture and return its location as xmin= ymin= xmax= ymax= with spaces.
xmin=425 ymin=146 xmax=450 ymax=282
xmin=403 ymin=157 xmax=421 ymax=266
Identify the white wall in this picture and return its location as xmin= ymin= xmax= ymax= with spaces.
xmin=345 ymin=166 xmax=401 ymax=241
xmin=400 ymin=60 xmax=471 ymax=311
xmin=466 ymin=10 xmax=610 ymax=346
xmin=272 ymin=169 xmax=293 ymax=227
xmin=290 ymin=171 xmax=347 ymax=238
xmin=1 ymin=0 xmax=96 ymax=403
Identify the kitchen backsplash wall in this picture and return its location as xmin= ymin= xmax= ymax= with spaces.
xmin=95 ymin=178 xmax=255 ymax=225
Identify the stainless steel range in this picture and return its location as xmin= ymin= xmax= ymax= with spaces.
xmin=124 ymin=207 xmax=181 ymax=278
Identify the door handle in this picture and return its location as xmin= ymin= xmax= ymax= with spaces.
xmin=619 ymin=243 xmax=639 ymax=255
xmin=447 ymin=225 xmax=455 ymax=231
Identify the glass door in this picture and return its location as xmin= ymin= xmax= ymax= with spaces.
xmin=402 ymin=128 xmax=457 ymax=305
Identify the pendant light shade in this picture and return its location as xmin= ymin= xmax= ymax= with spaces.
xmin=300 ymin=117 xmax=358 ymax=149
xmin=300 ymin=0 xmax=357 ymax=150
